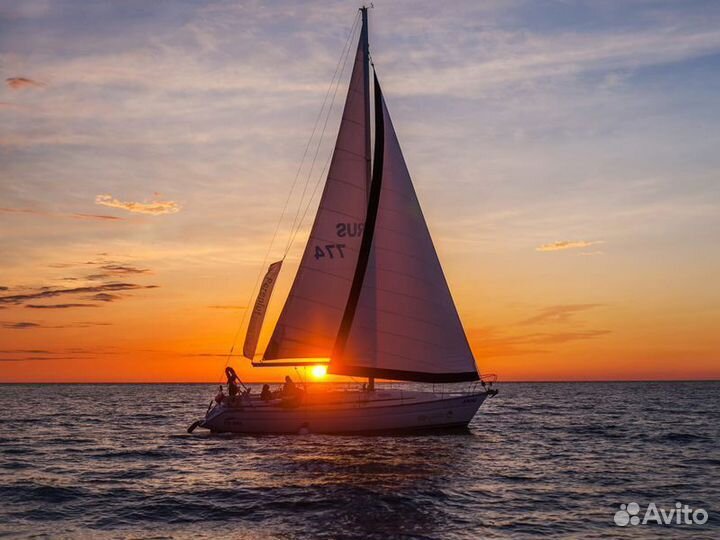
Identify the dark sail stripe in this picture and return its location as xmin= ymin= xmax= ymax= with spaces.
xmin=331 ymin=364 xmax=479 ymax=383
xmin=331 ymin=73 xmax=385 ymax=365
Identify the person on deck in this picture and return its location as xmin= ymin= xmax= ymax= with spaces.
xmin=282 ymin=375 xmax=297 ymax=397
xmin=227 ymin=374 xmax=239 ymax=400
xmin=260 ymin=384 xmax=272 ymax=401
xmin=215 ymin=385 xmax=225 ymax=404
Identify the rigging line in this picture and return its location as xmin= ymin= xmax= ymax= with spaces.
xmin=283 ymin=14 xmax=360 ymax=255
xmin=286 ymin=50 xmax=375 ymax=253
xmin=217 ymin=12 xmax=361 ymax=382
xmin=284 ymin=15 xmax=361 ymax=256
xmin=282 ymin=12 xmax=361 ymax=256
xmin=284 ymin=137 xmax=334 ymax=252
xmin=284 ymin=33 xmax=360 ymax=253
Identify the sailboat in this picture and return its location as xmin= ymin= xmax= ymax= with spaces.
xmin=190 ymin=7 xmax=497 ymax=435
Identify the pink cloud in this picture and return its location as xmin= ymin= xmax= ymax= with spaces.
xmin=5 ymin=77 xmax=45 ymax=90
xmin=95 ymin=194 xmax=181 ymax=215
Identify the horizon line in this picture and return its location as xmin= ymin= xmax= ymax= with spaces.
xmin=0 ymin=379 xmax=718 ymax=384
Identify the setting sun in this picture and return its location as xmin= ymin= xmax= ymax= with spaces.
xmin=311 ymin=365 xmax=328 ymax=379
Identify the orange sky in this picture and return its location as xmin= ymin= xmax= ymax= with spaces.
xmin=1 ymin=2 xmax=719 ymax=382
xmin=1 ymin=244 xmax=718 ymax=382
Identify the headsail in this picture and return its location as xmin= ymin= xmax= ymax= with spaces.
xmin=243 ymin=260 xmax=283 ymax=359
xmin=329 ymin=76 xmax=479 ymax=383
xmin=263 ymin=18 xmax=371 ymax=361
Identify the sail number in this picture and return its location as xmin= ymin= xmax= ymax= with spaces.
xmin=314 ymin=244 xmax=346 ymax=260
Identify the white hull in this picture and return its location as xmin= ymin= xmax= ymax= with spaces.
xmin=198 ymin=389 xmax=489 ymax=434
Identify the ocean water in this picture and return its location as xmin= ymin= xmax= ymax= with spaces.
xmin=0 ymin=382 xmax=717 ymax=539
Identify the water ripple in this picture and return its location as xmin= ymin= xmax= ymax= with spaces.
xmin=0 ymin=382 xmax=718 ymax=539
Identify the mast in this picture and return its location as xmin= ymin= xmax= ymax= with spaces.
xmin=360 ymin=6 xmax=373 ymax=391
xmin=360 ymin=6 xmax=371 ymax=199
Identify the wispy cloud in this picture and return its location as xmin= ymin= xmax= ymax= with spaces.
xmin=99 ymin=264 xmax=149 ymax=275
xmin=0 ymin=321 xmax=112 ymax=330
xmin=25 ymin=303 xmax=99 ymax=309
xmin=1 ymin=322 xmax=40 ymax=329
xmin=86 ymin=264 xmax=150 ymax=281
xmin=5 ymin=76 xmax=45 ymax=90
xmin=95 ymin=194 xmax=180 ymax=215
xmin=0 ymin=357 xmax=64 ymax=362
xmin=0 ymin=346 xmax=119 ymax=362
xmin=72 ymin=213 xmax=124 ymax=221
xmin=86 ymin=293 xmax=121 ymax=302
xmin=0 ymin=283 xmax=157 ymax=306
xmin=518 ymin=304 xmax=604 ymax=325
xmin=0 ymin=349 xmax=52 ymax=354
xmin=468 ymin=326 xmax=611 ymax=357
xmin=208 ymin=305 xmax=247 ymax=310
xmin=0 ymin=207 xmax=123 ymax=221
xmin=536 ymin=240 xmax=605 ymax=252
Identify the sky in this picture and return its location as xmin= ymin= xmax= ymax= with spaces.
xmin=1 ymin=0 xmax=719 ymax=382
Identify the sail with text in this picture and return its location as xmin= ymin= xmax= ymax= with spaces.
xmin=243 ymin=260 xmax=283 ymax=359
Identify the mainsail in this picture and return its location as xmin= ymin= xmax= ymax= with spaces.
xmin=329 ymin=76 xmax=479 ymax=383
xmin=262 ymin=16 xmax=371 ymax=361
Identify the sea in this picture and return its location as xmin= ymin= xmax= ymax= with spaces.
xmin=0 ymin=381 xmax=717 ymax=539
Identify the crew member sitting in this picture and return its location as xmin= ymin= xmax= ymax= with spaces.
xmin=282 ymin=375 xmax=297 ymax=397
xmin=215 ymin=385 xmax=225 ymax=404
xmin=260 ymin=384 xmax=272 ymax=401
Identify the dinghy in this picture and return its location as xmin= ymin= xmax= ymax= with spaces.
xmin=190 ymin=7 xmax=497 ymax=435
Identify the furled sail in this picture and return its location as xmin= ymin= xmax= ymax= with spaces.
xmin=263 ymin=25 xmax=371 ymax=360
xmin=330 ymin=76 xmax=479 ymax=383
xmin=243 ymin=260 xmax=283 ymax=359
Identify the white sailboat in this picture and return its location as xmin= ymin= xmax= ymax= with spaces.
xmin=190 ymin=7 xmax=497 ymax=435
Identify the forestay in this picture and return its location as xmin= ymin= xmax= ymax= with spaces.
xmin=263 ymin=30 xmax=371 ymax=361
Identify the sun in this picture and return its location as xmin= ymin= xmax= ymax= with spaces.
xmin=311 ymin=365 xmax=328 ymax=379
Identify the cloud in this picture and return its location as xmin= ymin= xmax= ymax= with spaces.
xmin=0 ymin=357 xmax=58 ymax=362
xmin=536 ymin=240 xmax=605 ymax=252
xmin=0 ymin=286 xmax=8 ymax=291
xmin=25 ymin=303 xmax=99 ymax=309
xmin=72 ymin=213 xmax=124 ymax=221
xmin=1 ymin=321 xmax=112 ymax=330
xmin=208 ymin=305 xmax=247 ymax=310
xmin=525 ymin=330 xmax=611 ymax=344
xmin=1 ymin=322 xmax=40 ymax=329
xmin=99 ymin=264 xmax=149 ymax=275
xmin=85 ymin=262 xmax=150 ymax=281
xmin=0 ymin=346 xmax=121 ymax=361
xmin=86 ymin=293 xmax=121 ymax=302
xmin=0 ymin=207 xmax=123 ymax=221
xmin=0 ymin=349 xmax=52 ymax=354
xmin=5 ymin=77 xmax=45 ymax=90
xmin=0 ymin=282 xmax=157 ymax=305
xmin=381 ymin=18 xmax=720 ymax=98
xmin=95 ymin=194 xmax=180 ymax=215
xmin=86 ymin=264 xmax=150 ymax=281
xmin=518 ymin=304 xmax=604 ymax=325
xmin=468 ymin=326 xmax=611 ymax=357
